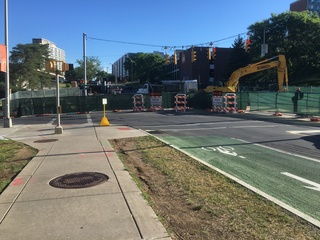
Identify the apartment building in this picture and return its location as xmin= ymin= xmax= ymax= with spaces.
xmin=290 ymin=0 xmax=320 ymax=15
xmin=32 ymin=38 xmax=66 ymax=75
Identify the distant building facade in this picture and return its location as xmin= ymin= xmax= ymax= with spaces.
xmin=290 ymin=0 xmax=320 ymax=15
xmin=112 ymin=52 xmax=166 ymax=83
xmin=112 ymin=52 xmax=136 ymax=84
xmin=112 ymin=47 xmax=233 ymax=89
xmin=177 ymin=46 xmax=232 ymax=89
xmin=32 ymin=38 xmax=66 ymax=75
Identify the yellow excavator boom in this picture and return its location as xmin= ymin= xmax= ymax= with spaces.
xmin=205 ymin=54 xmax=288 ymax=93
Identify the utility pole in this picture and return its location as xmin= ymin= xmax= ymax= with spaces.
xmin=3 ymin=0 xmax=12 ymax=128
xmin=261 ymin=29 xmax=268 ymax=57
xmin=83 ymin=33 xmax=87 ymax=96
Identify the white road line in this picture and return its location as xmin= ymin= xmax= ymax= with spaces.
xmin=87 ymin=114 xmax=93 ymax=125
xmin=146 ymin=124 xmax=279 ymax=132
xmin=47 ymin=118 xmax=55 ymax=125
xmin=158 ymin=127 xmax=227 ymax=131
xmin=230 ymin=124 xmax=280 ymax=129
xmin=287 ymin=130 xmax=320 ymax=134
xmin=281 ymin=172 xmax=320 ymax=191
xmin=233 ymin=137 xmax=320 ymax=164
xmin=140 ymin=120 xmax=262 ymax=128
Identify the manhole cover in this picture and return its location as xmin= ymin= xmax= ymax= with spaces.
xmin=49 ymin=172 xmax=109 ymax=189
xmin=34 ymin=139 xmax=58 ymax=143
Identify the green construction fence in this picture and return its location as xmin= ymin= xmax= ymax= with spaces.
xmin=4 ymin=91 xmax=320 ymax=117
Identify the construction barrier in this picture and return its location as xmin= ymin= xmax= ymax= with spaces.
xmin=212 ymin=91 xmax=224 ymax=112
xmin=174 ymin=94 xmax=187 ymax=112
xmin=223 ymin=93 xmax=237 ymax=113
xmin=211 ymin=92 xmax=238 ymax=113
xmin=150 ymin=93 xmax=163 ymax=111
xmin=133 ymin=94 xmax=146 ymax=112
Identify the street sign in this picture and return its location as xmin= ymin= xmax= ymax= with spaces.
xmin=102 ymin=98 xmax=107 ymax=105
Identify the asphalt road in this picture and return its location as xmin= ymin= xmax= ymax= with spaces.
xmin=1 ymin=110 xmax=320 ymax=226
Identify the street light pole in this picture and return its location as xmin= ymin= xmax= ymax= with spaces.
xmin=83 ymin=33 xmax=87 ymax=96
xmin=3 ymin=0 xmax=12 ymax=128
xmin=55 ymin=63 xmax=63 ymax=134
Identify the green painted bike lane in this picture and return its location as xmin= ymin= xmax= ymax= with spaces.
xmin=157 ymin=135 xmax=320 ymax=223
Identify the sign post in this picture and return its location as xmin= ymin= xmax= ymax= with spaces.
xmin=100 ymin=98 xmax=110 ymax=126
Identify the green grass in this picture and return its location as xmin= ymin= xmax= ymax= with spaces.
xmin=0 ymin=140 xmax=22 ymax=163
xmin=111 ymin=136 xmax=320 ymax=240
xmin=0 ymin=139 xmax=37 ymax=193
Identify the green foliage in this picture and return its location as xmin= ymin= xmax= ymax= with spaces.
xmin=95 ymin=69 xmax=109 ymax=81
xmin=248 ymin=11 xmax=320 ymax=85
xmin=65 ymin=69 xmax=77 ymax=82
xmin=223 ymin=35 xmax=252 ymax=82
xmin=9 ymin=43 xmax=52 ymax=89
xmin=124 ymin=53 xmax=166 ymax=84
xmin=74 ymin=57 xmax=102 ymax=82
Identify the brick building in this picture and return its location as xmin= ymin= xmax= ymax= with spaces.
xmin=290 ymin=0 xmax=320 ymax=15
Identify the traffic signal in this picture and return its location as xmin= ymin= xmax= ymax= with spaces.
xmin=165 ymin=54 xmax=170 ymax=64
xmin=245 ymin=39 xmax=251 ymax=53
xmin=62 ymin=62 xmax=69 ymax=72
xmin=207 ymin=48 xmax=211 ymax=60
xmin=191 ymin=50 xmax=197 ymax=62
xmin=172 ymin=53 xmax=177 ymax=65
xmin=68 ymin=64 xmax=74 ymax=70
xmin=212 ymin=47 xmax=217 ymax=62
xmin=46 ymin=60 xmax=55 ymax=72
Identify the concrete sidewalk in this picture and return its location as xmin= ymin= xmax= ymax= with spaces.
xmin=0 ymin=120 xmax=171 ymax=240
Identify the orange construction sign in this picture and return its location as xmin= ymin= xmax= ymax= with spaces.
xmin=0 ymin=44 xmax=7 ymax=72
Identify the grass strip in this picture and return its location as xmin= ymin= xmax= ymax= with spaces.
xmin=111 ymin=136 xmax=320 ymax=240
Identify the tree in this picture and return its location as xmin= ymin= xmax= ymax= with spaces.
xmin=9 ymin=43 xmax=52 ymax=89
xmin=65 ymin=69 xmax=77 ymax=82
xmin=124 ymin=53 xmax=166 ymax=84
xmin=248 ymin=11 xmax=320 ymax=85
xmin=74 ymin=57 xmax=102 ymax=82
xmin=96 ymin=69 xmax=109 ymax=81
xmin=224 ymin=35 xmax=251 ymax=80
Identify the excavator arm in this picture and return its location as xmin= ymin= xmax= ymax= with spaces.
xmin=206 ymin=54 xmax=288 ymax=92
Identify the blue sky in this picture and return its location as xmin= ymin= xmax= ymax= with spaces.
xmin=0 ymin=0 xmax=293 ymax=71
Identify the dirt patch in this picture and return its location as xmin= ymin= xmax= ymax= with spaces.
xmin=110 ymin=136 xmax=320 ymax=240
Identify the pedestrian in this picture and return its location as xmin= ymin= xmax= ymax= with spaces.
xmin=295 ymin=87 xmax=303 ymax=100
xmin=292 ymin=87 xmax=303 ymax=113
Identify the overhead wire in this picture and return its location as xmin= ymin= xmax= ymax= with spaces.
xmin=87 ymin=32 xmax=248 ymax=51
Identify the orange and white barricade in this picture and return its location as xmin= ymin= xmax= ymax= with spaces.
xmin=150 ymin=93 xmax=163 ymax=111
xmin=133 ymin=94 xmax=146 ymax=112
xmin=223 ymin=93 xmax=237 ymax=113
xmin=174 ymin=94 xmax=188 ymax=112
xmin=212 ymin=91 xmax=224 ymax=113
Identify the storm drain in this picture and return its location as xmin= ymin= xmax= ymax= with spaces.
xmin=49 ymin=172 xmax=109 ymax=189
xmin=34 ymin=139 xmax=58 ymax=143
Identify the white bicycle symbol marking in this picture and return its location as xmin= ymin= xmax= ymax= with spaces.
xmin=201 ymin=146 xmax=246 ymax=158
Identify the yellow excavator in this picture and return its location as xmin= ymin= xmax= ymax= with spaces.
xmin=205 ymin=54 xmax=289 ymax=93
